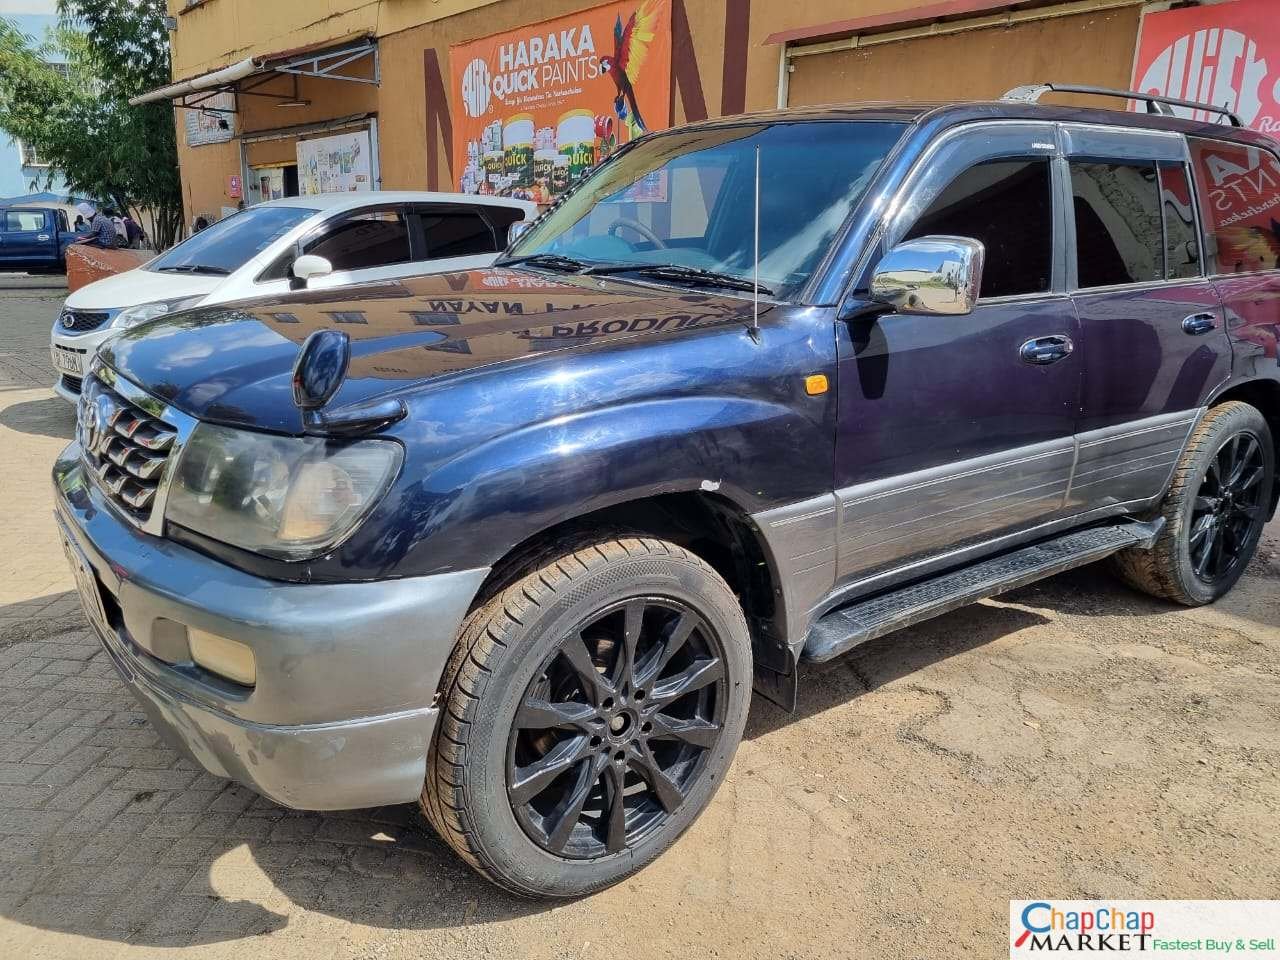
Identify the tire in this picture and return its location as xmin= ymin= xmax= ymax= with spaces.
xmin=1113 ymin=401 xmax=1275 ymax=605
xmin=422 ymin=535 xmax=752 ymax=898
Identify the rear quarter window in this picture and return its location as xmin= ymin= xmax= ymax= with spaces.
xmin=1189 ymin=137 xmax=1280 ymax=275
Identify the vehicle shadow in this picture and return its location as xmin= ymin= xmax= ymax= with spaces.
xmin=0 ymin=592 xmax=543 ymax=947
xmin=3 ymin=552 xmax=1274 ymax=947
xmin=0 ymin=394 xmax=76 ymax=441
xmin=0 ymin=584 xmax=1050 ymax=946
xmin=744 ymin=596 xmax=1052 ymax=739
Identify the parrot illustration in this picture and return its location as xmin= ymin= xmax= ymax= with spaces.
xmin=599 ymin=1 xmax=659 ymax=137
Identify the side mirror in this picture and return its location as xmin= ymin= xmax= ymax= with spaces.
xmin=507 ymin=221 xmax=534 ymax=246
xmin=869 ymin=236 xmax=985 ymax=317
xmin=291 ymin=254 xmax=333 ymax=289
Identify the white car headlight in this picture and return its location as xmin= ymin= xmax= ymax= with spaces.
xmin=165 ymin=424 xmax=403 ymax=560
xmin=113 ymin=296 xmax=205 ymax=330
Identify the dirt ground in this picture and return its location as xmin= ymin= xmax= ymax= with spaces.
xmin=0 ymin=284 xmax=1276 ymax=959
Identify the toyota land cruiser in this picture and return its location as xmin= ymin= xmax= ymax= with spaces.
xmin=53 ymin=86 xmax=1280 ymax=898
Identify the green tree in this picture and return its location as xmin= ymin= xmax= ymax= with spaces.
xmin=0 ymin=1 xmax=183 ymax=248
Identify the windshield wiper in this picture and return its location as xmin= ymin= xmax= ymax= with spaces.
xmin=156 ymin=264 xmax=231 ymax=276
xmin=496 ymin=253 xmax=589 ymax=272
xmin=582 ymin=263 xmax=772 ymax=295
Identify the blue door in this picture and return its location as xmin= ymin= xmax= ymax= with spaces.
xmin=834 ymin=123 xmax=1082 ymax=585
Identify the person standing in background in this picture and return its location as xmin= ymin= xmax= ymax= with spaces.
xmin=73 ymin=203 xmax=119 ymax=249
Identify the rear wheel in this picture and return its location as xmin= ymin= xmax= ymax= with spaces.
xmin=1114 ymin=401 xmax=1274 ymax=605
xmin=422 ymin=535 xmax=752 ymax=898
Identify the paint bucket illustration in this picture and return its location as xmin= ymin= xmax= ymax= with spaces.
xmin=556 ymin=109 xmax=597 ymax=183
xmin=503 ymin=114 xmax=535 ymax=188
xmin=552 ymin=155 xmax=571 ymax=194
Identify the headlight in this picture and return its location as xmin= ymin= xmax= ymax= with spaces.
xmin=113 ymin=296 xmax=204 ymax=330
xmin=165 ymin=424 xmax=403 ymax=560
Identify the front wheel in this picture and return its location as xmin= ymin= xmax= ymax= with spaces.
xmin=422 ymin=535 xmax=752 ymax=898
xmin=1114 ymin=401 xmax=1275 ymax=605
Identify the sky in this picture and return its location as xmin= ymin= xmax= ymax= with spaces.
xmin=0 ymin=1 xmax=57 ymax=14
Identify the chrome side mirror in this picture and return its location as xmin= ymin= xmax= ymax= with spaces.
xmin=291 ymin=254 xmax=333 ymax=288
xmin=869 ymin=236 xmax=985 ymax=317
xmin=507 ymin=221 xmax=534 ymax=246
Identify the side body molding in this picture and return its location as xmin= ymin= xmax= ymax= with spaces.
xmin=752 ymin=409 xmax=1204 ymax=657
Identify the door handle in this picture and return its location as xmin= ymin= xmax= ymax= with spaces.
xmin=1182 ymin=312 xmax=1218 ymax=336
xmin=1020 ymin=334 xmax=1074 ymax=365
xmin=36 ymin=234 xmax=50 ymax=242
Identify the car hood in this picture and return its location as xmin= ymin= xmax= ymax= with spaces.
xmin=65 ymin=263 xmax=222 ymax=310
xmin=99 ymin=268 xmax=755 ymax=434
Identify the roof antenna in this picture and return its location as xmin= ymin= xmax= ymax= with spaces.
xmin=749 ymin=143 xmax=761 ymax=342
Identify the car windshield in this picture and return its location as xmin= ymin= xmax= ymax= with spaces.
xmin=147 ymin=205 xmax=319 ymax=276
xmin=504 ymin=120 xmax=907 ymax=300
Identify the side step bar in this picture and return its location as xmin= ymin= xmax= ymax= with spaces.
xmin=803 ymin=519 xmax=1165 ymax=664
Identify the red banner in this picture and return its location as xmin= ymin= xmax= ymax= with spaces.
xmin=1132 ymin=0 xmax=1280 ymax=134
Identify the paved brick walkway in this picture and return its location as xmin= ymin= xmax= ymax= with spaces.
xmin=0 ymin=289 xmax=1275 ymax=960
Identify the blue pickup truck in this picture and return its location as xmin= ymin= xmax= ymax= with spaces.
xmin=0 ymin=205 xmax=75 ymax=271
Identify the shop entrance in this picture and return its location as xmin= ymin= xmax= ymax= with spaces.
xmin=250 ymin=162 xmax=299 ymax=203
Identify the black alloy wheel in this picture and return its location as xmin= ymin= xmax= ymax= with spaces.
xmin=1187 ymin=430 xmax=1268 ymax=584
xmin=1112 ymin=401 xmax=1275 ymax=606
xmin=506 ymin=597 xmax=727 ymax=859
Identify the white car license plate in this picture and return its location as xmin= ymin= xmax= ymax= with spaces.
xmin=60 ymin=535 xmax=110 ymax=639
xmin=51 ymin=346 xmax=84 ymax=376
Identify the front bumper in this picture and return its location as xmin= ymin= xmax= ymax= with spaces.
xmin=53 ymin=443 xmax=489 ymax=810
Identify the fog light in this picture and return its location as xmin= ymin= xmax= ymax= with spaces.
xmin=188 ymin=628 xmax=256 ymax=686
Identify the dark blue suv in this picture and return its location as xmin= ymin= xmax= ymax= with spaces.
xmin=53 ymin=86 xmax=1280 ymax=897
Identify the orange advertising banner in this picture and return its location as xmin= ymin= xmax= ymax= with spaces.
xmin=449 ymin=0 xmax=672 ymax=204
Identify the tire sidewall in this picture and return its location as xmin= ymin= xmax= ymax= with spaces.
xmin=1171 ymin=405 xmax=1275 ymax=603
xmin=461 ymin=548 xmax=752 ymax=898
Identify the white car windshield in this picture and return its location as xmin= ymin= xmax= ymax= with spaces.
xmin=504 ymin=120 xmax=906 ymax=300
xmin=148 ymin=206 xmax=319 ymax=276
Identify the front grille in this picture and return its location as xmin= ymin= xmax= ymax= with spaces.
xmin=60 ymin=374 xmax=83 ymax=395
xmin=78 ymin=374 xmax=177 ymax=522
xmin=59 ymin=308 xmax=111 ymax=333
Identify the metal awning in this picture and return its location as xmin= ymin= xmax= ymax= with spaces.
xmin=129 ymin=36 xmax=378 ymax=109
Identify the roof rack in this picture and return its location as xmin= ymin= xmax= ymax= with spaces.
xmin=1001 ymin=83 xmax=1244 ymax=128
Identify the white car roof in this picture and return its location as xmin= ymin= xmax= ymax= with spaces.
xmin=261 ymin=191 xmax=539 ymax=215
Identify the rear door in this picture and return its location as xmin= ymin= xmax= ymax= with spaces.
xmin=834 ymin=122 xmax=1083 ymax=584
xmin=1 ymin=208 xmax=53 ymax=267
xmin=1063 ymin=125 xmax=1229 ymax=515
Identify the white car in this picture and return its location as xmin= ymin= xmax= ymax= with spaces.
xmin=50 ymin=192 xmax=538 ymax=401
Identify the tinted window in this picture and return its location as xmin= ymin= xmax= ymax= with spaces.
xmin=422 ymin=210 xmax=497 ymax=258
xmin=149 ymin=205 xmax=317 ymax=275
xmin=1189 ymin=137 xmax=1280 ymax=274
xmin=1071 ymin=161 xmax=1163 ymax=289
xmin=904 ymin=159 xmax=1053 ymax=299
xmin=5 ymin=210 xmax=45 ymax=231
xmin=1159 ymin=163 xmax=1201 ymax=281
xmin=306 ymin=210 xmax=412 ymax=271
xmin=480 ymin=205 xmax=526 ymax=244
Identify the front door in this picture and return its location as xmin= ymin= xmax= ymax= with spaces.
xmin=1062 ymin=125 xmax=1230 ymax=515
xmin=1 ymin=208 xmax=51 ymax=267
xmin=834 ymin=124 xmax=1081 ymax=584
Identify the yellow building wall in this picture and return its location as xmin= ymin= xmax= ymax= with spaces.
xmin=168 ymin=0 xmax=510 ymax=78
xmin=173 ymin=0 xmax=1144 ymax=222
